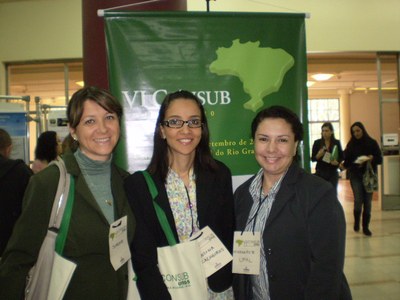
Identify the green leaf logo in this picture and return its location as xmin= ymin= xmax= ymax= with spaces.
xmin=236 ymin=239 xmax=244 ymax=246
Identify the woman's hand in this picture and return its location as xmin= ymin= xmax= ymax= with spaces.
xmin=316 ymin=147 xmax=326 ymax=160
xmin=331 ymin=160 xmax=339 ymax=166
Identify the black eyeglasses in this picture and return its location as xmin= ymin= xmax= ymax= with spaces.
xmin=162 ymin=118 xmax=202 ymax=128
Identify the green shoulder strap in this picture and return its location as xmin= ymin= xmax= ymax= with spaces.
xmin=55 ymin=175 xmax=75 ymax=254
xmin=142 ymin=171 xmax=177 ymax=246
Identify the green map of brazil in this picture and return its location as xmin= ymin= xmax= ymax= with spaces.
xmin=209 ymin=39 xmax=294 ymax=112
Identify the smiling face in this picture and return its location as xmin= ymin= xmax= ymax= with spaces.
xmin=70 ymin=100 xmax=120 ymax=161
xmin=254 ymin=118 xmax=298 ymax=182
xmin=160 ymin=98 xmax=202 ymax=164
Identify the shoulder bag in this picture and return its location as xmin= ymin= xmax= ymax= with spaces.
xmin=363 ymin=161 xmax=378 ymax=193
xmin=25 ymin=159 xmax=77 ymax=300
xmin=142 ymin=171 xmax=208 ymax=300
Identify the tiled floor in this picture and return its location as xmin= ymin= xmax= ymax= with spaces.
xmin=338 ymin=179 xmax=400 ymax=300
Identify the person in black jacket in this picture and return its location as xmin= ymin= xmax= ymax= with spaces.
xmin=0 ymin=128 xmax=33 ymax=256
xmin=341 ymin=121 xmax=382 ymax=236
xmin=233 ymin=106 xmax=351 ymax=300
xmin=311 ymin=122 xmax=344 ymax=192
xmin=125 ymin=90 xmax=234 ymax=300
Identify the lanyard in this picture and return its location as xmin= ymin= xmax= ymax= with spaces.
xmin=245 ymin=185 xmax=269 ymax=234
xmin=184 ymin=186 xmax=196 ymax=237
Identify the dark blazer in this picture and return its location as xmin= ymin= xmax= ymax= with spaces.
xmin=233 ymin=163 xmax=352 ymax=300
xmin=125 ymin=160 xmax=234 ymax=300
xmin=343 ymin=137 xmax=382 ymax=179
xmin=0 ymin=151 xmax=135 ymax=300
xmin=311 ymin=138 xmax=344 ymax=180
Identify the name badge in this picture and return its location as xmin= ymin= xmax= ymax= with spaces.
xmin=322 ymin=151 xmax=332 ymax=163
xmin=109 ymin=216 xmax=130 ymax=271
xmin=232 ymin=231 xmax=260 ymax=275
xmin=190 ymin=226 xmax=233 ymax=277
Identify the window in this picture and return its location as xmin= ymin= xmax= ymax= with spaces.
xmin=308 ymin=98 xmax=340 ymax=171
xmin=7 ymin=60 xmax=83 ymax=108
xmin=5 ymin=60 xmax=83 ymax=162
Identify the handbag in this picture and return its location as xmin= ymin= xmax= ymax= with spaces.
xmin=25 ymin=159 xmax=77 ymax=300
xmin=142 ymin=171 xmax=208 ymax=300
xmin=363 ymin=161 xmax=378 ymax=193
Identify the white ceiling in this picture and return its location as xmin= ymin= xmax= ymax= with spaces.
xmin=1 ymin=1 xmax=397 ymax=96
xmin=307 ymin=52 xmax=398 ymax=93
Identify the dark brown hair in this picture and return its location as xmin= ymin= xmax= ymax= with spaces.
xmin=251 ymin=105 xmax=304 ymax=141
xmin=147 ymin=90 xmax=217 ymax=181
xmin=67 ymin=86 xmax=123 ymax=129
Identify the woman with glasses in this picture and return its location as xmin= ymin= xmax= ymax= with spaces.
xmin=125 ymin=90 xmax=234 ymax=299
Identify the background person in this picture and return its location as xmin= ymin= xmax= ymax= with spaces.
xmin=233 ymin=106 xmax=351 ymax=300
xmin=0 ymin=128 xmax=33 ymax=256
xmin=31 ymin=130 xmax=62 ymax=173
xmin=61 ymin=133 xmax=75 ymax=154
xmin=0 ymin=86 xmax=135 ymax=299
xmin=125 ymin=90 xmax=234 ymax=300
xmin=311 ymin=122 xmax=344 ymax=191
xmin=341 ymin=121 xmax=382 ymax=236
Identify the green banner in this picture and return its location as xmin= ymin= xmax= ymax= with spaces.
xmin=104 ymin=11 xmax=309 ymax=176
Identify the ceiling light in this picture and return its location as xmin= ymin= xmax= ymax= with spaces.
xmin=307 ymin=81 xmax=315 ymax=87
xmin=75 ymin=81 xmax=85 ymax=87
xmin=311 ymin=73 xmax=334 ymax=81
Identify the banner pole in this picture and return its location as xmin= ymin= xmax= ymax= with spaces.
xmin=97 ymin=0 xmax=162 ymax=17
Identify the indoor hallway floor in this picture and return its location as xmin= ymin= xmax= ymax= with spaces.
xmin=338 ymin=179 xmax=400 ymax=300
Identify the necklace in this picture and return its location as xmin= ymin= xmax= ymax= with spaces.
xmin=81 ymin=168 xmax=113 ymax=207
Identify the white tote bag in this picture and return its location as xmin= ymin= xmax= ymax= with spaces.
xmin=157 ymin=240 xmax=208 ymax=300
xmin=47 ymin=252 xmax=77 ymax=300
xmin=142 ymin=171 xmax=208 ymax=300
xmin=127 ymin=259 xmax=141 ymax=300
xmin=25 ymin=159 xmax=76 ymax=300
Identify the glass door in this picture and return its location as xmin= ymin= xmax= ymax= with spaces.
xmin=377 ymin=52 xmax=400 ymax=210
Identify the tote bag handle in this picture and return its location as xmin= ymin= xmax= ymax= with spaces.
xmin=142 ymin=171 xmax=177 ymax=246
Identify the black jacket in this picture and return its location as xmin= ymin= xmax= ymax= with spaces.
xmin=0 ymin=155 xmax=32 ymax=255
xmin=343 ymin=136 xmax=382 ymax=178
xmin=311 ymin=138 xmax=344 ymax=180
xmin=233 ymin=163 xmax=352 ymax=300
xmin=125 ymin=160 xmax=234 ymax=300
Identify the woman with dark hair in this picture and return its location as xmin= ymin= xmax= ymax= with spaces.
xmin=0 ymin=86 xmax=135 ymax=299
xmin=31 ymin=131 xmax=62 ymax=173
xmin=311 ymin=122 xmax=344 ymax=191
xmin=125 ymin=90 xmax=234 ymax=299
xmin=233 ymin=106 xmax=351 ymax=300
xmin=341 ymin=121 xmax=382 ymax=236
